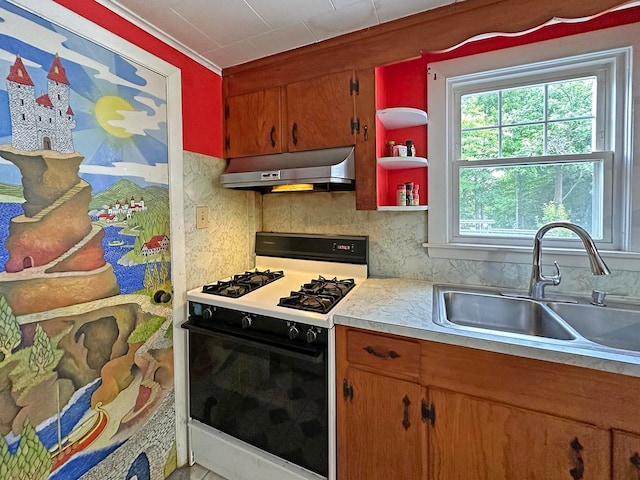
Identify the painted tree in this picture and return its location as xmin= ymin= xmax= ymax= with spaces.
xmin=0 ymin=421 xmax=51 ymax=480
xmin=0 ymin=296 xmax=21 ymax=360
xmin=28 ymin=324 xmax=54 ymax=376
xmin=159 ymin=253 xmax=169 ymax=284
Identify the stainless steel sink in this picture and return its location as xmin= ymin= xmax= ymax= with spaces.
xmin=433 ymin=286 xmax=577 ymax=341
xmin=546 ymin=301 xmax=640 ymax=352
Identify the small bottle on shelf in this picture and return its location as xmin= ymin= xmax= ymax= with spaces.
xmin=405 ymin=182 xmax=413 ymax=206
xmin=386 ymin=141 xmax=396 ymax=157
xmin=396 ymin=183 xmax=406 ymax=206
xmin=405 ymin=140 xmax=416 ymax=157
xmin=412 ymin=184 xmax=420 ymax=206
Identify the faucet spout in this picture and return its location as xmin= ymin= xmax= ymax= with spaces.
xmin=528 ymin=221 xmax=610 ymax=299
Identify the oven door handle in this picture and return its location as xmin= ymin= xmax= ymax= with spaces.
xmin=182 ymin=319 xmax=326 ymax=363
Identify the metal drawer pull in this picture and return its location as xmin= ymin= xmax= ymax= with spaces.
xmin=269 ymin=125 xmax=276 ymax=147
xmin=363 ymin=345 xmax=400 ymax=360
xmin=569 ymin=437 xmax=584 ymax=480
xmin=402 ymin=395 xmax=411 ymax=430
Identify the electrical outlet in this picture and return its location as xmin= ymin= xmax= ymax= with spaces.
xmin=196 ymin=206 xmax=209 ymax=229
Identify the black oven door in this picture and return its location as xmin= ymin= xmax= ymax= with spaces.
xmin=183 ymin=318 xmax=328 ymax=477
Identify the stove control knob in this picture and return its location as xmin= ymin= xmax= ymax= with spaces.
xmin=288 ymin=323 xmax=299 ymax=340
xmin=241 ymin=315 xmax=253 ymax=329
xmin=305 ymin=328 xmax=318 ymax=344
xmin=202 ymin=307 xmax=214 ymax=320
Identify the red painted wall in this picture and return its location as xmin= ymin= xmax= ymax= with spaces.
xmin=376 ymin=6 xmax=640 ymax=206
xmin=53 ymin=0 xmax=223 ymax=158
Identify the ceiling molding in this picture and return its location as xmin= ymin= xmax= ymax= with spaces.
xmin=94 ymin=0 xmax=222 ymax=75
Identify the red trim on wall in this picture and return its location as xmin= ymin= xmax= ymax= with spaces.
xmin=52 ymin=0 xmax=223 ymax=158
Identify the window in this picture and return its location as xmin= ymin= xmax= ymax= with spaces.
xmin=427 ymin=25 xmax=636 ymax=268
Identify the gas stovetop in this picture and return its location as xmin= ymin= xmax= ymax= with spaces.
xmin=187 ymin=233 xmax=368 ymax=327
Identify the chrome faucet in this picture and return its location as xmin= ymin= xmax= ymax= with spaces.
xmin=528 ymin=221 xmax=610 ymax=299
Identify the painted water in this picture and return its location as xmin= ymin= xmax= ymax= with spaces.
xmin=0 ymin=203 xmax=150 ymax=293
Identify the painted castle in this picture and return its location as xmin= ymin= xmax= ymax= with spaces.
xmin=6 ymin=54 xmax=76 ymax=153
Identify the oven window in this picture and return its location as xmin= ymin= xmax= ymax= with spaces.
xmin=189 ymin=329 xmax=328 ymax=477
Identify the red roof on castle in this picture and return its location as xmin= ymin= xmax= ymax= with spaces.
xmin=6 ymin=56 xmax=34 ymax=86
xmin=47 ymin=55 xmax=69 ymax=84
xmin=36 ymin=94 xmax=54 ymax=108
xmin=66 ymin=106 xmax=74 ymax=115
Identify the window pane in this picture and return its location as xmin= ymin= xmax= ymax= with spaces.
xmin=502 ymin=85 xmax=544 ymax=124
xmin=458 ymin=161 xmax=601 ymax=238
xmin=461 ymin=92 xmax=498 ymax=129
xmin=502 ymin=124 xmax=544 ymax=157
xmin=547 ymin=120 xmax=594 ymax=155
xmin=461 ymin=128 xmax=499 ymax=160
xmin=547 ymin=78 xmax=596 ymax=120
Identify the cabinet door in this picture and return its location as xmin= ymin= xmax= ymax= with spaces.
xmin=338 ymin=367 xmax=423 ymax=480
xmin=429 ymin=389 xmax=610 ymax=480
xmin=225 ymin=87 xmax=281 ymax=157
xmin=613 ymin=430 xmax=640 ymax=479
xmin=286 ymin=70 xmax=356 ymax=152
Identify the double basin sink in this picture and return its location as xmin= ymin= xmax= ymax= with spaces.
xmin=433 ymin=285 xmax=640 ymax=354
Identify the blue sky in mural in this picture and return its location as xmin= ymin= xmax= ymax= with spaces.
xmin=0 ymin=0 xmax=169 ymax=192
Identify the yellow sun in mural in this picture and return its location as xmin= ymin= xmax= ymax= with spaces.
xmin=95 ymin=95 xmax=135 ymax=138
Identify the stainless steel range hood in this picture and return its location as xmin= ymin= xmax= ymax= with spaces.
xmin=220 ymin=146 xmax=355 ymax=192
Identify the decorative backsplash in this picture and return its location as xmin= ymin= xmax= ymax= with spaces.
xmin=182 ymin=157 xmax=640 ymax=299
xmin=260 ymin=191 xmax=640 ymax=300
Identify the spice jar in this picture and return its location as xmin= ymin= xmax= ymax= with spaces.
xmin=405 ymin=140 xmax=416 ymax=157
xmin=386 ymin=141 xmax=396 ymax=157
xmin=396 ymin=184 xmax=406 ymax=206
xmin=405 ymin=182 xmax=413 ymax=206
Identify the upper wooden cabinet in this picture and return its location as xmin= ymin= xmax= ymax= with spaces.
xmin=225 ymin=87 xmax=282 ymax=158
xmin=224 ymin=70 xmax=358 ymax=158
xmin=285 ymin=70 xmax=357 ymax=152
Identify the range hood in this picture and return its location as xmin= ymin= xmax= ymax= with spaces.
xmin=220 ymin=146 xmax=355 ymax=192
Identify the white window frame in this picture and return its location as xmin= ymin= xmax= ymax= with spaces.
xmin=427 ymin=24 xmax=639 ymax=271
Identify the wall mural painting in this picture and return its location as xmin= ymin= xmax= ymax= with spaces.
xmin=0 ymin=1 xmax=175 ymax=479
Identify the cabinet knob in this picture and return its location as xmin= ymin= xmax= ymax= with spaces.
xmin=630 ymin=452 xmax=640 ymax=469
xmin=291 ymin=122 xmax=298 ymax=146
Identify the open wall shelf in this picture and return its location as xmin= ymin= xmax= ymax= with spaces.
xmin=376 ymin=107 xmax=428 ymax=130
xmin=377 ymin=156 xmax=428 ymax=170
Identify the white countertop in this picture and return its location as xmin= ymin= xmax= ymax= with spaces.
xmin=333 ymin=277 xmax=640 ymax=378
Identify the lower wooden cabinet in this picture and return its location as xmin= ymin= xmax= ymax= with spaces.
xmin=429 ymin=388 xmax=610 ymax=480
xmin=338 ymin=367 xmax=424 ymax=479
xmin=336 ymin=325 xmax=640 ymax=480
xmin=613 ymin=430 xmax=640 ymax=479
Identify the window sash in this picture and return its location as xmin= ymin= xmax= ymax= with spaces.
xmin=450 ymin=151 xmax=615 ymax=249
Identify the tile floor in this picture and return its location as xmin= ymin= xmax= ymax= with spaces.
xmin=167 ymin=463 xmax=227 ymax=480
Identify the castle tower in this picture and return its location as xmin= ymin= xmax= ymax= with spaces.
xmin=6 ymin=56 xmax=38 ymax=151
xmin=6 ymin=54 xmax=75 ymax=153
xmin=45 ymin=54 xmax=75 ymax=153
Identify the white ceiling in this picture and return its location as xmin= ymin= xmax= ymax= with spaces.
xmin=100 ymin=0 xmax=463 ymax=72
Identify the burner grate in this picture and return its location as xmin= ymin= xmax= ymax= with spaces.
xmin=202 ymin=269 xmax=284 ymax=298
xmin=278 ymin=276 xmax=356 ymax=313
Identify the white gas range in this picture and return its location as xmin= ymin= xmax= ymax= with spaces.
xmin=184 ymin=232 xmax=368 ymax=480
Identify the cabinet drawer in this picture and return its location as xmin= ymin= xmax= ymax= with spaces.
xmin=346 ymin=330 xmax=420 ymax=378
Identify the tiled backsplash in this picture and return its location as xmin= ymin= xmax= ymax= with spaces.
xmin=182 ymin=155 xmax=640 ymax=298
xmin=261 ymin=191 xmax=640 ymax=299
xmin=183 ymin=151 xmax=259 ymax=290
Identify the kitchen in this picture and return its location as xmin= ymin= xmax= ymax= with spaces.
xmin=0 ymin=0 xmax=640 ymax=479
